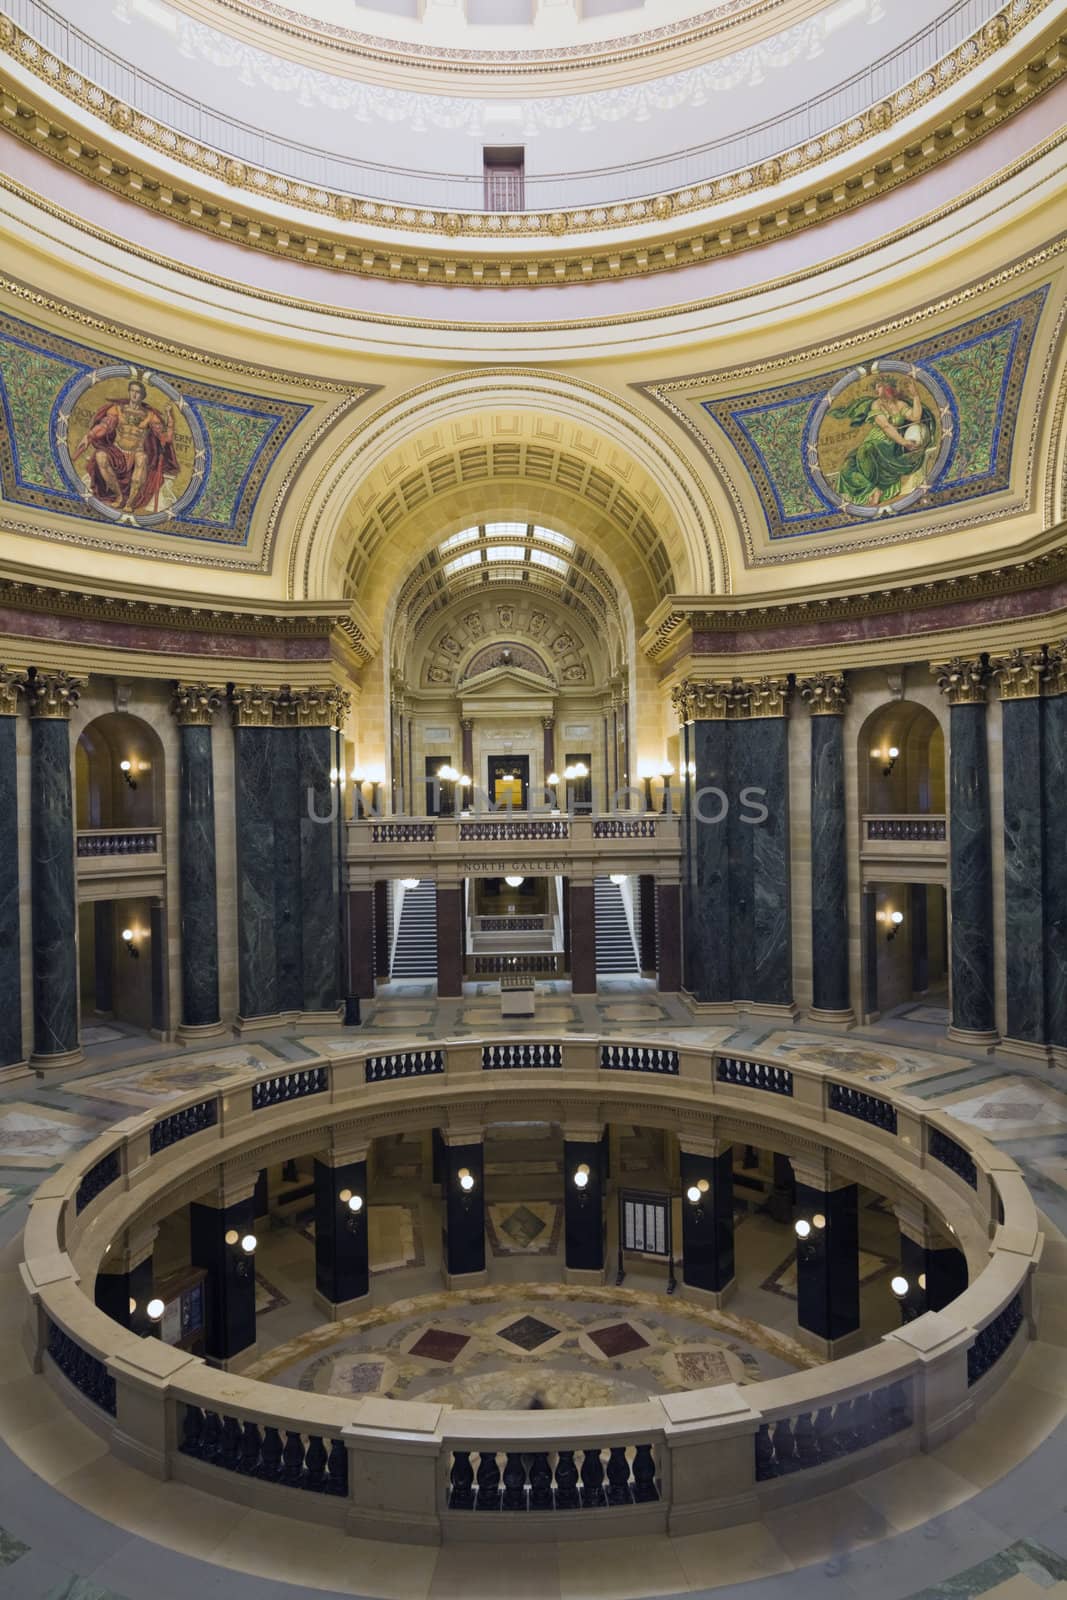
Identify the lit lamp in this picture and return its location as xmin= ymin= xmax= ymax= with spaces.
xmin=437 ymin=763 xmax=459 ymax=816
xmin=225 ymin=1227 xmax=257 ymax=1276
xmin=121 ymin=927 xmax=139 ymax=960
xmin=794 ymin=1218 xmax=812 ymax=1240
xmin=366 ymin=764 xmax=386 ymax=813
xmin=547 ymin=772 xmax=561 ymax=814
xmin=637 ymin=759 xmax=656 ymax=812
xmin=505 ymin=874 xmax=525 ymax=889
xmin=686 ymin=1176 xmax=709 ymax=1221
xmin=872 ymin=744 xmax=900 ymax=776
xmin=659 ymin=762 xmax=675 ymax=815
xmin=400 ymin=877 xmax=420 ymax=891
xmin=457 ymin=772 xmax=472 ymax=815
xmin=119 ymin=758 xmax=138 ymax=791
xmin=457 ymin=1166 xmax=477 ymax=1211
xmin=146 ymin=1297 xmax=165 ymax=1323
xmin=339 ymin=1187 xmax=364 ymax=1232
xmin=885 ymin=909 xmax=904 ymax=942
xmin=572 ymin=1162 xmax=592 ymax=1205
xmin=563 ymin=761 xmax=588 ymax=812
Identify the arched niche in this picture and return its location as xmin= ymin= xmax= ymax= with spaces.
xmin=858 ymin=701 xmax=945 ymax=817
xmin=76 ymin=712 xmax=165 ymax=831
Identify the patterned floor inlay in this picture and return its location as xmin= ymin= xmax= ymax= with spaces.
xmin=277 ymin=1202 xmax=424 ymax=1274
xmin=407 ymin=1328 xmax=471 ymax=1363
xmin=496 ymin=1314 xmax=560 ymax=1351
xmin=762 ymin=1247 xmax=895 ymax=1299
xmin=486 ymin=1200 xmax=562 ymax=1256
xmin=0 ymin=1102 xmax=107 ymax=1168
xmin=756 ymin=1030 xmax=972 ymax=1089
xmin=938 ymin=1078 xmax=1067 ymax=1141
xmin=0 ymin=1525 xmax=29 ymax=1567
xmin=254 ymin=1273 xmax=290 ymax=1317
xmin=68 ymin=1046 xmax=285 ymax=1108
xmin=908 ymin=1538 xmax=1067 ymax=1598
xmin=586 ymin=1320 xmax=650 ymax=1358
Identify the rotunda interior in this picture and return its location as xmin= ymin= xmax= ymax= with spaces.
xmin=0 ymin=0 xmax=1066 ymax=1597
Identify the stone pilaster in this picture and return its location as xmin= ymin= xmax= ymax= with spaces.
xmin=189 ymin=1192 xmax=258 ymax=1366
xmin=0 ymin=669 xmax=24 ymax=1067
xmin=172 ymin=684 xmax=224 ymax=1036
xmin=934 ymin=657 xmax=997 ymax=1043
xmin=799 ymin=674 xmax=852 ymax=1024
xmin=27 ymin=671 xmax=82 ymax=1065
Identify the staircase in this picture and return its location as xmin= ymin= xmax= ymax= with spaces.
xmin=594 ymin=876 xmax=640 ymax=974
xmin=390 ymin=880 xmax=438 ymax=978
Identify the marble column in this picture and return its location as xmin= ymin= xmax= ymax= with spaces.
xmin=542 ymin=716 xmax=555 ymax=789
xmin=233 ymin=693 xmax=279 ymax=1020
xmin=991 ymin=651 xmax=1047 ymax=1051
xmin=299 ymin=716 xmax=340 ymax=1014
xmin=436 ymin=884 xmax=464 ymax=997
xmin=792 ymin=1162 xmax=860 ymax=1356
xmin=799 ymin=674 xmax=852 ymax=1022
xmin=461 ymin=718 xmax=474 ymax=780
xmin=346 ymin=889 xmax=375 ymax=999
xmin=671 ymin=681 xmax=731 ymax=1005
xmin=680 ymin=1141 xmax=734 ymax=1303
xmin=894 ymin=1201 xmax=967 ymax=1316
xmin=28 ymin=671 xmax=82 ymax=1064
xmin=741 ymin=680 xmax=793 ymax=1009
xmin=569 ymin=879 xmax=597 ymax=994
xmin=172 ymin=684 xmax=223 ymax=1035
xmin=94 ymin=1224 xmax=157 ymax=1336
xmin=934 ymin=658 xmax=996 ymax=1042
xmin=442 ymin=1137 xmax=486 ymax=1284
xmin=189 ymin=1189 xmax=258 ymax=1364
xmin=637 ymin=875 xmax=657 ymax=975
xmin=563 ymin=1131 xmax=605 ymax=1282
xmin=656 ymin=881 xmax=682 ymax=991
xmin=313 ymin=1149 xmax=369 ymax=1317
xmin=0 ymin=671 xmax=23 ymax=1067
xmin=1045 ymin=649 xmax=1067 ymax=1064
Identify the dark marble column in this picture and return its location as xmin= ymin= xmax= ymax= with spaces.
xmin=314 ymin=1153 xmax=369 ymax=1314
xmin=569 ymin=880 xmax=597 ymax=994
xmin=272 ymin=726 xmax=303 ymax=1013
xmin=347 ymin=889 xmax=375 ymax=998
xmin=862 ymin=889 xmax=879 ymax=1018
xmin=991 ymin=652 xmax=1046 ymax=1047
xmin=189 ymin=1192 xmax=257 ymax=1363
xmin=94 ymin=1226 xmax=157 ymax=1336
xmin=680 ymin=1143 xmax=734 ymax=1298
xmin=461 ymin=719 xmax=474 ymax=782
xmin=172 ymin=684 xmax=223 ymax=1033
xmin=299 ymin=723 xmax=338 ymax=1013
xmin=799 ymin=674 xmax=851 ymax=1020
xmin=542 ymin=717 xmax=555 ymax=786
xmin=1045 ymin=659 xmax=1067 ymax=1062
xmin=671 ymin=682 xmax=732 ymax=1004
xmin=234 ymin=715 xmax=279 ymax=1020
xmin=935 ymin=658 xmax=996 ymax=1040
xmin=744 ymin=698 xmax=793 ymax=1009
xmin=793 ymin=1173 xmax=860 ymax=1351
xmin=436 ymin=885 xmax=464 ymax=997
xmin=0 ymin=673 xmax=23 ymax=1067
xmin=894 ymin=1202 xmax=968 ymax=1315
xmin=910 ymin=884 xmax=929 ymax=996
xmin=564 ymin=1135 xmax=604 ymax=1278
xmin=442 ymin=1139 xmax=485 ymax=1282
xmin=93 ymin=902 xmax=114 ymax=1016
xmin=655 ymin=881 xmax=682 ymax=992
xmin=637 ymin=875 xmax=657 ymax=974
xmin=27 ymin=672 xmax=82 ymax=1063
xmin=374 ymin=880 xmax=390 ymax=980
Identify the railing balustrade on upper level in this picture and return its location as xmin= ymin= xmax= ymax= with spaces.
xmin=459 ymin=819 xmax=570 ymax=842
xmin=179 ymin=1405 xmax=349 ymax=1494
xmin=370 ymin=823 xmax=437 ymax=844
xmin=929 ymin=1127 xmax=979 ymax=1189
xmin=149 ymin=1099 xmax=218 ymax=1154
xmin=967 ymin=1295 xmax=1024 ymax=1385
xmin=482 ymin=1043 xmax=562 ymax=1070
xmin=448 ymin=1442 xmax=659 ymax=1511
xmin=47 ymin=1322 xmax=116 ymax=1415
xmin=470 ymin=953 xmax=563 ymax=976
xmin=601 ymin=1044 xmax=679 ymax=1075
xmin=251 ymin=1067 xmax=329 ymax=1111
xmin=829 ymin=1083 xmax=898 ymax=1134
xmin=365 ymin=1050 xmax=444 ymax=1083
xmin=592 ymin=818 xmax=658 ymax=838
xmin=76 ymin=829 xmax=162 ymax=858
xmin=755 ymin=1379 xmax=912 ymax=1479
xmin=75 ymin=1149 xmax=120 ymax=1214
xmin=864 ymin=815 xmax=947 ymax=843
xmin=716 ymin=1057 xmax=794 ymax=1096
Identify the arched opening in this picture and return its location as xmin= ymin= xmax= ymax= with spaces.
xmin=858 ymin=702 xmax=948 ymax=1023
xmin=75 ymin=713 xmax=167 ymax=1042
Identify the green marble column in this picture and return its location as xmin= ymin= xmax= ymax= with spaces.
xmin=992 ymin=652 xmax=1047 ymax=1051
xmin=935 ymin=658 xmax=996 ymax=1042
xmin=27 ymin=671 xmax=82 ymax=1065
xmin=172 ymin=684 xmax=223 ymax=1034
xmin=0 ymin=670 xmax=24 ymax=1067
xmin=800 ymin=674 xmax=852 ymax=1021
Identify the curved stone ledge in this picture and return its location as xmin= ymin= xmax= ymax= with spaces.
xmin=19 ymin=1035 xmax=1042 ymax=1543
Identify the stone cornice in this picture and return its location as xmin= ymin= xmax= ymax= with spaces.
xmin=25 ymin=669 xmax=82 ymax=719
xmin=798 ymin=673 xmax=849 ymax=716
xmin=170 ymin=683 xmax=225 ymax=727
xmin=0 ymin=3 xmax=1062 ymax=287
xmin=932 ymin=656 xmax=989 ymax=706
xmin=230 ymin=683 xmax=352 ymax=728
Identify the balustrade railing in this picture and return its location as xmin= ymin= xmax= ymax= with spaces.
xmin=370 ymin=823 xmax=436 ymax=844
xmin=601 ymin=1044 xmax=679 ymax=1076
xmin=716 ymin=1057 xmax=794 ymax=1096
xmin=179 ymin=1406 xmax=348 ymax=1494
xmin=864 ymin=815 xmax=947 ymax=842
xmin=967 ymin=1295 xmax=1024 ymax=1385
xmin=251 ymin=1067 xmax=329 ymax=1111
xmin=448 ymin=1443 xmax=658 ymax=1511
xmin=482 ymin=1043 xmax=562 ymax=1070
xmin=150 ymin=1099 xmax=218 ymax=1153
xmin=76 ymin=829 xmax=161 ymax=858
xmin=755 ymin=1380 xmax=911 ymax=1480
xmin=829 ymin=1083 xmax=898 ymax=1135
xmin=459 ymin=819 xmax=570 ymax=841
xmin=365 ymin=1050 xmax=444 ymax=1083
xmin=929 ymin=1127 xmax=979 ymax=1189
xmin=47 ymin=1322 xmax=116 ymax=1415
xmin=592 ymin=818 xmax=657 ymax=838
xmin=471 ymin=953 xmax=562 ymax=976
xmin=75 ymin=1149 xmax=120 ymax=1214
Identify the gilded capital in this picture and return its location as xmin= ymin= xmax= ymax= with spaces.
xmin=670 ymin=678 xmax=731 ymax=724
xmin=25 ymin=671 xmax=82 ymax=719
xmin=798 ymin=673 xmax=849 ymax=716
xmin=1046 ymin=645 xmax=1067 ymax=699
xmin=171 ymin=682 xmax=224 ymax=726
xmin=932 ymin=657 xmax=988 ymax=705
xmin=231 ymin=683 xmax=351 ymax=728
xmin=288 ymin=685 xmax=352 ymax=729
xmin=988 ymin=649 xmax=1046 ymax=701
xmin=740 ymin=676 xmax=793 ymax=719
xmin=0 ymin=666 xmax=27 ymax=717
xmin=230 ymin=684 xmax=277 ymax=728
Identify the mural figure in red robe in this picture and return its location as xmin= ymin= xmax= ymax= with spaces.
xmin=74 ymin=378 xmax=179 ymax=514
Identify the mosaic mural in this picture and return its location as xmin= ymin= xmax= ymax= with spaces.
xmin=639 ymin=285 xmax=1049 ymax=545
xmin=0 ymin=311 xmax=313 ymax=543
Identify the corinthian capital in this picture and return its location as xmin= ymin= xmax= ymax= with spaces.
xmin=932 ymin=657 xmax=988 ymax=705
xmin=25 ymin=671 xmax=82 ymax=719
xmin=0 ymin=667 xmax=27 ymax=717
xmin=798 ymin=673 xmax=849 ymax=716
xmin=171 ymin=682 xmax=224 ymax=726
xmin=230 ymin=684 xmax=277 ymax=728
xmin=988 ymin=649 xmax=1046 ymax=701
xmin=744 ymin=676 xmax=793 ymax=719
xmin=670 ymin=678 xmax=731 ymax=724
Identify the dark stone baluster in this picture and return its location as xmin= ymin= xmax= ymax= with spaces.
xmin=605 ymin=1447 xmax=632 ymax=1505
xmin=793 ymin=1412 xmax=818 ymax=1467
xmin=180 ymin=1405 xmax=204 ymax=1456
xmin=851 ymin=1393 xmax=875 ymax=1447
xmin=528 ymin=1453 xmax=553 ymax=1510
xmin=257 ymin=1425 xmax=283 ymax=1481
xmin=219 ymin=1415 xmax=241 ymax=1471
xmin=501 ymin=1452 xmax=528 ymax=1510
xmin=580 ymin=1447 xmax=606 ymax=1507
xmin=303 ymin=1435 xmax=327 ymax=1493
xmin=833 ymin=1399 xmax=860 ymax=1455
xmin=281 ymin=1431 xmax=306 ymax=1486
xmin=632 ymin=1444 xmax=658 ymax=1502
xmin=771 ymin=1419 xmax=798 ymax=1473
xmin=449 ymin=1451 xmax=475 ymax=1509
xmin=475 ymin=1450 xmax=502 ymax=1510
xmin=200 ymin=1410 xmax=222 ymax=1464
xmin=754 ymin=1423 xmax=776 ymax=1480
xmin=237 ymin=1419 xmax=262 ymax=1474
xmin=813 ymin=1406 xmax=835 ymax=1461
xmin=555 ymin=1450 xmax=580 ymax=1509
xmin=325 ymin=1439 xmax=348 ymax=1496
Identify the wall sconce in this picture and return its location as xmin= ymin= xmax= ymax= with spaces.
xmin=890 ymin=1275 xmax=909 ymax=1299
xmin=340 ymin=1188 xmax=364 ymax=1232
xmin=457 ymin=1167 xmax=476 ymax=1193
xmin=547 ymin=772 xmax=561 ymax=814
xmin=637 ymin=759 xmax=656 ymax=812
xmin=878 ymin=909 xmax=905 ymax=942
xmin=686 ymin=1177 xmax=709 ymax=1220
xmin=146 ymin=1297 xmax=165 ymax=1323
xmin=121 ymin=927 xmax=140 ymax=960
xmin=794 ymin=1218 xmax=812 ymax=1240
xmin=872 ymin=744 xmax=900 ymax=776
xmin=457 ymin=773 xmax=472 ymax=815
xmin=659 ymin=762 xmax=675 ymax=815
xmin=366 ymin=765 xmax=386 ymax=811
xmin=119 ymin=759 xmax=138 ymax=790
xmin=225 ymin=1228 xmax=257 ymax=1276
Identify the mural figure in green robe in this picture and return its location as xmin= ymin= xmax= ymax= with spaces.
xmin=829 ymin=374 xmax=938 ymax=507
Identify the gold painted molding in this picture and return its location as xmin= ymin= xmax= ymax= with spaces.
xmin=932 ymin=656 xmax=989 ymax=705
xmin=0 ymin=4 xmax=1062 ymax=286
xmin=671 ymin=674 xmax=791 ymax=721
xmin=230 ymin=683 xmax=352 ymax=727
xmin=24 ymin=669 xmax=82 ymax=719
xmin=988 ymin=647 xmax=1048 ymax=699
xmin=798 ymin=673 xmax=849 ymax=716
xmin=171 ymin=683 xmax=225 ymax=726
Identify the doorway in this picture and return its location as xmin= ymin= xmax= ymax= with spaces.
xmin=487 ymin=754 xmax=529 ymax=810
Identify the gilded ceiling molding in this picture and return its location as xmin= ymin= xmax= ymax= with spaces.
xmin=0 ymin=3 xmax=1061 ymax=286
xmin=989 ymin=648 xmax=1048 ymax=699
xmin=932 ymin=656 xmax=989 ymax=705
xmin=24 ymin=669 xmax=82 ymax=718
xmin=171 ymin=683 xmax=225 ymax=725
xmin=798 ymin=673 xmax=849 ymax=716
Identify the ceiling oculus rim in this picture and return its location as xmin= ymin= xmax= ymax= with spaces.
xmin=0 ymin=0 xmax=1058 ymax=270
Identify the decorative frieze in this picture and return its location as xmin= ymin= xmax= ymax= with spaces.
xmin=989 ymin=649 xmax=1046 ymax=701
xmin=25 ymin=671 xmax=82 ymax=719
xmin=230 ymin=684 xmax=351 ymax=728
xmin=932 ymin=657 xmax=988 ymax=705
xmin=0 ymin=667 xmax=25 ymax=717
xmin=171 ymin=683 xmax=225 ymax=726
xmin=798 ymin=673 xmax=849 ymax=716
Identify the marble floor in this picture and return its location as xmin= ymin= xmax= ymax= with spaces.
xmin=4 ymin=995 xmax=1067 ymax=1598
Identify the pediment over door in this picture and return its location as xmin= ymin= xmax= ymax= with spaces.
xmin=459 ymin=665 xmax=556 ymax=721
